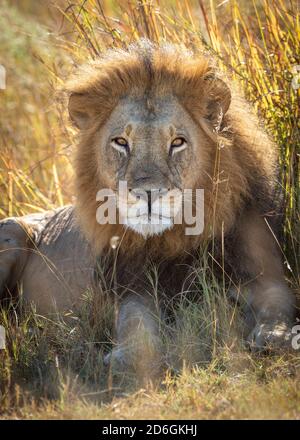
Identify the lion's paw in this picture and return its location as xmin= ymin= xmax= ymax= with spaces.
xmin=247 ymin=322 xmax=292 ymax=351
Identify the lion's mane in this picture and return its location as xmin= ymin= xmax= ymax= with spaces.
xmin=65 ymin=40 xmax=278 ymax=259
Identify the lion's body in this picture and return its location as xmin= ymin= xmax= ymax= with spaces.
xmin=0 ymin=42 xmax=296 ymax=378
xmin=0 ymin=207 xmax=94 ymax=313
xmin=21 ymin=207 xmax=94 ymax=314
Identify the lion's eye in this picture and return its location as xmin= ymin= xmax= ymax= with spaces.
xmin=111 ymin=137 xmax=129 ymax=155
xmin=170 ymin=137 xmax=187 ymax=155
xmin=113 ymin=137 xmax=128 ymax=147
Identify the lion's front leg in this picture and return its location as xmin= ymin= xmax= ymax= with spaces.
xmin=233 ymin=210 xmax=296 ymax=351
xmin=106 ymin=294 xmax=162 ymax=388
xmin=246 ymin=280 xmax=295 ymax=350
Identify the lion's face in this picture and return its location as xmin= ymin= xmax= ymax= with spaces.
xmin=95 ymin=94 xmax=207 ymax=237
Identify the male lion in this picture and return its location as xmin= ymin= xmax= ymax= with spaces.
xmin=0 ymin=41 xmax=296 ymax=378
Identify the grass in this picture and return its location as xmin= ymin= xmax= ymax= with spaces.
xmin=0 ymin=0 xmax=299 ymax=419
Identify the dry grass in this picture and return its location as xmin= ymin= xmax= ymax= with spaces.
xmin=3 ymin=359 xmax=300 ymax=420
xmin=0 ymin=0 xmax=299 ymax=419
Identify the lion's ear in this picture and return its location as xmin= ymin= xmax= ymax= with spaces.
xmin=204 ymin=74 xmax=231 ymax=128
xmin=68 ymin=93 xmax=94 ymax=130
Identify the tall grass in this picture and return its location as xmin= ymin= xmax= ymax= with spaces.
xmin=0 ymin=0 xmax=299 ymax=417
